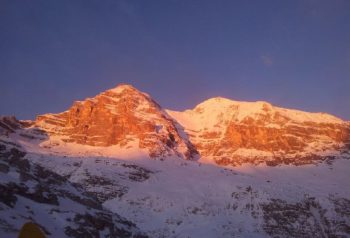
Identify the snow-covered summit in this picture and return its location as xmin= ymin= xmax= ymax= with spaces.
xmin=108 ymin=83 xmax=142 ymax=94
xmin=167 ymin=96 xmax=349 ymax=166
xmin=190 ymin=96 xmax=344 ymax=125
xmin=106 ymin=84 xmax=146 ymax=98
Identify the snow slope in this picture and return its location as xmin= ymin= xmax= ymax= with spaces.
xmin=23 ymin=150 xmax=350 ymax=238
xmin=0 ymin=140 xmax=147 ymax=238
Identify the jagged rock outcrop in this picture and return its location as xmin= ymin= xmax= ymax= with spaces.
xmin=167 ymin=97 xmax=350 ymax=166
xmin=0 ymin=116 xmax=22 ymax=135
xmin=34 ymin=84 xmax=198 ymax=160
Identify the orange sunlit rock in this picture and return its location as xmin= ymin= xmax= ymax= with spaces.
xmin=35 ymin=84 xmax=198 ymax=160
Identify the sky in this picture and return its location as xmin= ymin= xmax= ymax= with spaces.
xmin=0 ymin=0 xmax=350 ymax=120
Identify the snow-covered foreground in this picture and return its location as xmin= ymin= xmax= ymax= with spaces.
xmin=1 ymin=129 xmax=349 ymax=237
xmin=27 ymin=151 xmax=350 ymax=237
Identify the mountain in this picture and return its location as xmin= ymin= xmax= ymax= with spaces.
xmin=0 ymin=84 xmax=349 ymax=237
xmin=168 ymin=97 xmax=350 ymax=166
xmin=34 ymin=84 xmax=198 ymax=160
xmin=5 ymin=83 xmax=349 ymax=166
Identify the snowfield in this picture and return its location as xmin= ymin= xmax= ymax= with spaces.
xmin=19 ymin=146 xmax=350 ymax=237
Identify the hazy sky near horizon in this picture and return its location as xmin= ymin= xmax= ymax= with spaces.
xmin=1 ymin=0 xmax=350 ymax=120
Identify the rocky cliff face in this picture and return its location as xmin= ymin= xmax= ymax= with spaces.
xmin=4 ymin=84 xmax=349 ymax=165
xmin=167 ymin=97 xmax=350 ymax=166
xmin=34 ymin=84 xmax=198 ymax=160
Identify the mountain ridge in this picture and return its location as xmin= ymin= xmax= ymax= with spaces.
xmin=1 ymin=83 xmax=349 ymax=166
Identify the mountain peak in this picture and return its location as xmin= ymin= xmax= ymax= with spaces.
xmin=194 ymin=97 xmax=273 ymax=111
xmin=34 ymin=83 xmax=198 ymax=160
xmin=194 ymin=97 xmax=234 ymax=110
xmin=168 ymin=95 xmax=349 ymax=166
xmin=107 ymin=83 xmax=141 ymax=94
xmin=190 ymin=97 xmax=343 ymax=124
